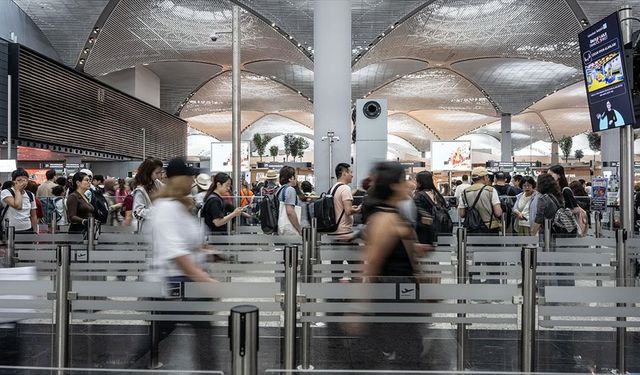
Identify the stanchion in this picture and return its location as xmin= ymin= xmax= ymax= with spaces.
xmin=5 ymin=226 xmax=15 ymax=268
xmin=500 ymin=215 xmax=507 ymax=236
xmin=543 ymin=218 xmax=552 ymax=252
xmin=87 ymin=217 xmax=96 ymax=252
xmin=520 ymin=245 xmax=537 ymax=373
xmin=311 ymin=218 xmax=319 ymax=263
xmin=54 ymin=245 xmax=71 ymax=368
xmin=615 ymin=229 xmax=626 ymax=373
xmin=299 ymin=228 xmax=313 ymax=370
xmin=136 ymin=219 xmax=143 ymax=234
xmin=51 ymin=210 xmax=58 ymax=234
xmin=283 ymin=245 xmax=299 ymax=369
xmin=229 ymin=305 xmax=259 ymax=375
xmin=455 ymin=227 xmax=467 ymax=371
xmin=594 ymin=212 xmax=602 ymax=238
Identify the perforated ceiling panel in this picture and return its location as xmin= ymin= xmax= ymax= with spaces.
xmin=235 ymin=0 xmax=427 ymax=57
xmin=373 ymin=69 xmax=496 ymax=115
xmin=186 ymin=110 xmax=264 ymax=140
xmin=145 ymin=61 xmax=223 ymax=114
xmin=180 ymin=71 xmax=313 ymax=118
xmin=388 ymin=113 xmax=438 ymax=152
xmin=241 ymin=114 xmax=313 ymax=140
xmin=409 ymin=110 xmax=498 ymax=141
xmin=577 ymin=1 xmax=640 ymax=31
xmin=471 ymin=113 xmax=552 ymax=149
xmin=530 ymin=82 xmax=588 ymax=113
xmin=13 ymin=0 xmax=109 ymax=66
xmin=355 ymin=0 xmax=582 ymax=70
xmin=244 ymin=61 xmax=314 ymax=99
xmin=353 ymin=59 xmax=428 ymax=99
xmin=539 ymin=109 xmax=592 ymax=139
xmin=84 ymin=0 xmax=311 ymax=76
xmin=452 ymin=58 xmax=582 ymax=114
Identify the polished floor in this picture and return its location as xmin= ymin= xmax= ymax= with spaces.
xmin=1 ymin=323 xmax=639 ymax=373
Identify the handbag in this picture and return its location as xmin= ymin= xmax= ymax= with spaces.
xmin=277 ymin=186 xmax=301 ymax=235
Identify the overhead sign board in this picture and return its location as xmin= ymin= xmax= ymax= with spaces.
xmin=579 ymin=12 xmax=635 ymax=132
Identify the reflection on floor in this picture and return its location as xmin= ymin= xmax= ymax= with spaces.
xmin=1 ymin=323 xmax=639 ymax=373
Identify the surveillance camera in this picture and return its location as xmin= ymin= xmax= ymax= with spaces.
xmin=210 ymin=33 xmax=218 ymax=42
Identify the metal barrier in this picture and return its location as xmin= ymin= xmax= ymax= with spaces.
xmin=283 ymin=245 xmax=298 ymax=369
xmin=520 ymin=245 xmax=537 ymax=373
xmin=455 ymin=227 xmax=467 ymax=371
xmin=229 ymin=305 xmax=259 ymax=375
xmin=615 ymin=229 xmax=626 ymax=374
xmin=6 ymin=225 xmax=15 ymax=267
xmin=54 ymin=245 xmax=71 ymax=368
xmin=299 ymin=228 xmax=313 ymax=370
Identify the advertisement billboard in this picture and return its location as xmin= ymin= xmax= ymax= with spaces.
xmin=579 ymin=12 xmax=635 ymax=132
xmin=210 ymin=142 xmax=250 ymax=172
xmin=431 ymin=141 xmax=472 ymax=171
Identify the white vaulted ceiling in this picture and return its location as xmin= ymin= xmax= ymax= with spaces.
xmin=12 ymin=0 xmax=632 ymax=154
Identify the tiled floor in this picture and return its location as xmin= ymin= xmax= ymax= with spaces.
xmin=2 ymin=323 xmax=639 ymax=373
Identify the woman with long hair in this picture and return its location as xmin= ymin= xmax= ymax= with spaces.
xmin=362 ymin=162 xmax=431 ymax=363
xmin=530 ymin=173 xmax=564 ymax=236
xmin=548 ymin=164 xmax=587 ymax=234
xmin=512 ymin=176 xmax=537 ymax=235
xmin=132 ymin=158 xmax=163 ymax=230
xmin=414 ymin=171 xmax=451 ymax=244
xmin=66 ymin=172 xmax=94 ymax=234
xmin=201 ymin=172 xmax=243 ymax=234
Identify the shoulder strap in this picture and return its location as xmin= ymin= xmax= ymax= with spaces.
xmin=329 ymin=183 xmax=344 ymax=196
xmin=330 ymin=183 xmax=346 ymax=222
xmin=547 ymin=194 xmax=561 ymax=210
xmin=470 ymin=186 xmax=486 ymax=209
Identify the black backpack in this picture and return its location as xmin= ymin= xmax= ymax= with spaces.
xmin=260 ymin=186 xmax=284 ymax=235
xmin=90 ymin=190 xmax=109 ymax=224
xmin=462 ymin=186 xmax=491 ymax=233
xmin=0 ymin=189 xmax=35 ymax=239
xmin=416 ymin=191 xmax=453 ymax=244
xmin=310 ymin=183 xmax=344 ymax=233
xmin=547 ymin=194 xmax=577 ymax=234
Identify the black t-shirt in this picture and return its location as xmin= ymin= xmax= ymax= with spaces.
xmin=561 ymin=187 xmax=578 ymax=210
xmin=202 ymin=193 xmax=226 ymax=233
xmin=494 ymin=184 xmax=516 ymax=196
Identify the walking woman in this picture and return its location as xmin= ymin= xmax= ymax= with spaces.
xmin=362 ymin=162 xmax=432 ymax=364
xmin=512 ymin=176 xmax=537 ymax=235
xmin=147 ymin=157 xmax=216 ymax=369
xmin=66 ymin=172 xmax=94 ymax=234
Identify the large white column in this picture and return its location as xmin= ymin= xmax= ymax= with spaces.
xmin=500 ymin=113 xmax=512 ymax=162
xmin=98 ymin=66 xmax=160 ymax=108
xmin=314 ymin=0 xmax=352 ymax=193
xmin=601 ymin=129 xmax=620 ymax=173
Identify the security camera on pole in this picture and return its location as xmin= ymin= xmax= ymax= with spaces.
xmin=321 ymin=132 xmax=339 ymax=185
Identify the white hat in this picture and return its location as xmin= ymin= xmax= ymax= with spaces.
xmin=194 ymin=173 xmax=212 ymax=190
xmin=80 ymin=168 xmax=93 ymax=178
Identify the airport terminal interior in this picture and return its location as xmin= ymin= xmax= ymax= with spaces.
xmin=3 ymin=0 xmax=640 ymax=374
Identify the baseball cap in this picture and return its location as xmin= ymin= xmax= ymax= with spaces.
xmin=165 ymin=157 xmax=199 ymax=178
xmin=80 ymin=168 xmax=93 ymax=178
xmin=471 ymin=167 xmax=489 ymax=178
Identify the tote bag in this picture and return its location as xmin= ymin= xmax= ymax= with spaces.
xmin=277 ymin=186 xmax=301 ymax=235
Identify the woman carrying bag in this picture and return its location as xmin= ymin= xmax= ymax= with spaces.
xmin=277 ymin=166 xmax=302 ymax=236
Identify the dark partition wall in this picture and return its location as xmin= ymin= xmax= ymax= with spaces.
xmin=0 ymin=38 xmax=8 ymax=140
xmin=9 ymin=44 xmax=187 ymax=160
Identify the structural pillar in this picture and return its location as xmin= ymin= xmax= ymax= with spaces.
xmin=500 ymin=113 xmax=512 ymax=162
xmin=551 ymin=141 xmax=559 ymax=165
xmin=231 ymin=5 xmax=242 ymax=212
xmin=313 ymin=0 xmax=352 ymax=193
xmin=619 ymin=5 xmax=635 ymax=235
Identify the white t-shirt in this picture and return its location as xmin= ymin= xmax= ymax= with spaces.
xmin=148 ymin=198 xmax=203 ymax=278
xmin=1 ymin=189 xmax=36 ymax=231
xmin=454 ymin=183 xmax=471 ymax=200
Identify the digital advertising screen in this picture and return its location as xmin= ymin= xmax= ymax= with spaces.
xmin=210 ymin=142 xmax=250 ymax=172
xmin=579 ymin=12 xmax=635 ymax=132
xmin=431 ymin=141 xmax=472 ymax=171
